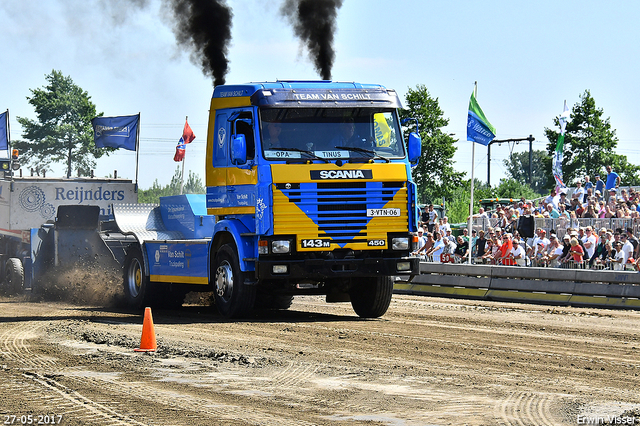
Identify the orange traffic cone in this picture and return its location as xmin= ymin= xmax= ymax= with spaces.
xmin=134 ymin=307 xmax=157 ymax=352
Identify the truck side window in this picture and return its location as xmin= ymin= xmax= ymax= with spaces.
xmin=234 ymin=112 xmax=255 ymax=161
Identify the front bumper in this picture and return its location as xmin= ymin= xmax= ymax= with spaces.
xmin=256 ymin=256 xmax=420 ymax=281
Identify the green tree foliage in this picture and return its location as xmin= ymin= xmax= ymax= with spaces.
xmin=445 ymin=179 xmax=494 ymax=223
xmin=399 ymin=85 xmax=465 ymax=204
xmin=503 ymin=149 xmax=550 ymax=194
xmin=493 ymin=178 xmax=541 ymax=200
xmin=14 ymin=70 xmax=115 ymax=177
xmin=544 ymin=90 xmax=640 ymax=187
xmin=138 ymin=167 xmax=205 ymax=204
xmin=445 ymin=178 xmax=540 ymax=224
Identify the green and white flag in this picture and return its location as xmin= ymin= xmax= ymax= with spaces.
xmin=552 ymin=101 xmax=570 ymax=188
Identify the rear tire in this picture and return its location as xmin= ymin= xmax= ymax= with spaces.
xmin=213 ymin=244 xmax=256 ymax=318
xmin=4 ymin=258 xmax=24 ymax=295
xmin=349 ymin=276 xmax=394 ymax=318
xmin=123 ymin=245 xmax=151 ymax=310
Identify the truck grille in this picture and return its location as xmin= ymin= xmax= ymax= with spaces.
xmin=273 ymin=181 xmax=407 ymax=248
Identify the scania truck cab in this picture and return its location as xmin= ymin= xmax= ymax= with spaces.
xmin=206 ymin=81 xmax=422 ymax=317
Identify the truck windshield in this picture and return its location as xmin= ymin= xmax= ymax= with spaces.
xmin=259 ymin=108 xmax=405 ymax=161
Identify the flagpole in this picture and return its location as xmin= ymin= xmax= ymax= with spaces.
xmin=135 ymin=112 xmax=140 ymax=192
xmin=179 ymin=116 xmax=187 ymax=195
xmin=468 ymin=82 xmax=477 ymax=264
xmin=6 ymin=109 xmax=10 ymax=155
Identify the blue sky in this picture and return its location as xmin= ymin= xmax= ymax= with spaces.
xmin=1 ymin=0 xmax=639 ymax=189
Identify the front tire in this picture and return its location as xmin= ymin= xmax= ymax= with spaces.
xmin=349 ymin=276 xmax=394 ymax=318
xmin=213 ymin=244 xmax=256 ymax=318
xmin=123 ymin=245 xmax=151 ymax=309
xmin=4 ymin=258 xmax=24 ymax=295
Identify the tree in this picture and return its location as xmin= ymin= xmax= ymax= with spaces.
xmin=503 ymin=149 xmax=550 ymax=194
xmin=444 ymin=178 xmax=540 ymax=224
xmin=138 ymin=167 xmax=205 ymax=204
xmin=14 ymin=70 xmax=114 ymax=177
xmin=399 ymin=85 xmax=465 ymax=204
xmin=544 ymin=90 xmax=640 ymax=188
xmin=446 ymin=179 xmax=494 ymax=223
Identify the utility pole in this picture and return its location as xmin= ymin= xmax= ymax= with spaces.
xmin=487 ymin=135 xmax=535 ymax=186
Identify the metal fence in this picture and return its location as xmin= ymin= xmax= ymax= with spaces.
xmin=470 ymin=217 xmax=640 ymax=239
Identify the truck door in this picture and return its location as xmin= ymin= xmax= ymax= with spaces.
xmin=227 ymin=110 xmax=256 ymax=213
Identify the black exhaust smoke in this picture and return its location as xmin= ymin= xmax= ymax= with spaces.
xmin=280 ymin=0 xmax=343 ymax=80
xmin=166 ymin=0 xmax=233 ymax=86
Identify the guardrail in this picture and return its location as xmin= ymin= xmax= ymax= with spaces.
xmin=394 ymin=262 xmax=640 ymax=309
xmin=470 ymin=216 xmax=640 ymax=238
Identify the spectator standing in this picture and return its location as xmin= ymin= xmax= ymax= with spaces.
xmin=497 ymin=233 xmax=515 ymax=265
xmin=558 ymin=192 xmax=571 ymax=210
xmin=454 ymin=236 xmax=469 ymax=262
xmin=573 ymin=180 xmax=585 ymax=203
xmin=558 ymin=235 xmax=572 ymax=265
xmin=581 ymin=226 xmax=597 ymax=259
xmin=469 ymin=230 xmax=478 ymax=258
xmin=441 ymin=237 xmax=457 ymax=259
xmin=605 ymin=165 xmax=621 ymax=202
xmin=475 ymin=230 xmax=487 ymax=258
xmin=620 ymin=233 xmax=635 ymax=265
xmin=419 ymin=206 xmax=429 ymax=229
xmin=416 ymin=228 xmax=427 ymax=251
xmin=413 ymin=231 xmax=434 ymax=258
xmin=589 ymin=229 xmax=608 ymax=268
xmin=542 ymin=235 xmax=563 ymax=267
xmin=544 ymin=189 xmax=559 ymax=209
xmin=510 ymin=237 xmax=526 ymax=266
xmin=626 ymin=228 xmax=639 ymax=259
xmin=439 ymin=216 xmax=451 ymax=236
xmin=594 ymin=174 xmax=605 ymax=194
xmin=584 ymin=175 xmax=593 ymax=192
xmin=426 ymin=232 xmax=445 ymax=262
xmin=569 ymin=238 xmax=585 ymax=265
xmin=444 ymin=229 xmax=456 ymax=243
xmin=428 ymin=205 xmax=439 ymax=233
xmin=610 ymin=241 xmax=625 ymax=271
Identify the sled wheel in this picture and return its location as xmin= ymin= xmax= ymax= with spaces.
xmin=4 ymin=258 xmax=24 ymax=295
xmin=123 ymin=244 xmax=151 ymax=309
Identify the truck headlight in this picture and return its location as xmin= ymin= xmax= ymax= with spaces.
xmin=272 ymin=240 xmax=291 ymax=254
xmin=391 ymin=237 xmax=409 ymax=250
xmin=272 ymin=265 xmax=288 ymax=274
xmin=397 ymin=261 xmax=411 ymax=271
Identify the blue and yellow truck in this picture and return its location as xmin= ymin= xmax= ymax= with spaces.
xmin=32 ymin=81 xmax=422 ymax=318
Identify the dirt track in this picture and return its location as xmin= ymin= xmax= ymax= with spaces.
xmin=0 ymin=293 xmax=639 ymax=425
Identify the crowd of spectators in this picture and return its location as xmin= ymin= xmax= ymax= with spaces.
xmin=413 ymin=166 xmax=640 ymax=271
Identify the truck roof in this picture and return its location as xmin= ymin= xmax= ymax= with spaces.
xmin=211 ymin=80 xmax=402 ymax=109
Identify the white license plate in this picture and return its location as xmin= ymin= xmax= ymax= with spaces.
xmin=367 ymin=208 xmax=400 ymax=217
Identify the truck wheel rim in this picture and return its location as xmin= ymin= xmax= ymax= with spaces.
xmin=215 ymin=261 xmax=233 ymax=299
xmin=127 ymin=259 xmax=142 ymax=298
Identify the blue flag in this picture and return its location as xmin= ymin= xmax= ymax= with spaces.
xmin=0 ymin=111 xmax=8 ymax=151
xmin=92 ymin=114 xmax=139 ymax=151
xmin=466 ymin=92 xmax=496 ymax=146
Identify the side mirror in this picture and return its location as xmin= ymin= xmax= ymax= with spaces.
xmin=231 ymin=134 xmax=247 ymax=165
xmin=408 ymin=132 xmax=421 ymax=165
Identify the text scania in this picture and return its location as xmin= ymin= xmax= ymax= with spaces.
xmin=55 ymin=186 xmax=125 ymax=203
xmin=311 ymin=170 xmax=373 ymax=180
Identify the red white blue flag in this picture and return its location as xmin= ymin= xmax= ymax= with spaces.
xmin=173 ymin=137 xmax=186 ymax=162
